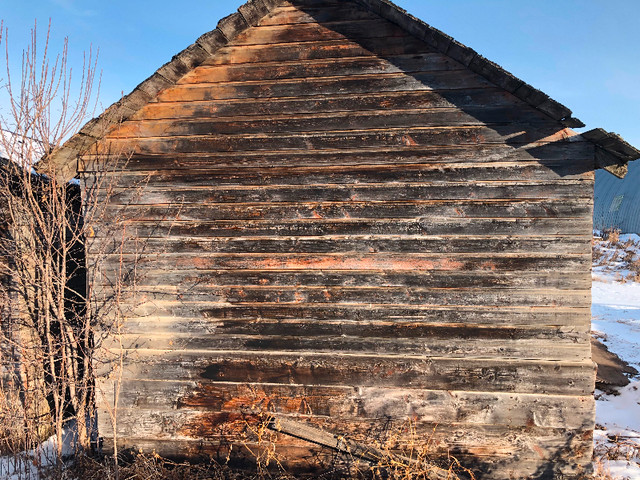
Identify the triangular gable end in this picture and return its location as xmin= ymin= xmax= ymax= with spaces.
xmin=42 ymin=0 xmax=640 ymax=181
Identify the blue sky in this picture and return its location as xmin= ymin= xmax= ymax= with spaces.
xmin=1 ymin=0 xmax=639 ymax=146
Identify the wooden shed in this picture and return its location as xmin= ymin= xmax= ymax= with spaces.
xmin=45 ymin=0 xmax=640 ymax=478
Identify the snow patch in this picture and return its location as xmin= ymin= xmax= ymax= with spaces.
xmin=0 ymin=422 xmax=77 ymax=480
xmin=592 ymin=251 xmax=640 ymax=479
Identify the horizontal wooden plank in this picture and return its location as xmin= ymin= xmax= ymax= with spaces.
xmin=113 ymin=303 xmax=591 ymax=328
xmin=204 ymin=36 xmax=435 ymax=66
xmin=96 ymin=349 xmax=595 ymax=395
xmin=103 ymin=182 xmax=593 ymax=205
xmin=97 ymin=252 xmax=591 ymax=272
xmin=91 ymin=217 xmax=593 ymax=238
xmin=113 ymin=108 xmax=558 ymax=139
xmin=231 ymin=19 xmax=407 ymax=46
xmin=103 ymin=127 xmax=583 ymax=154
xmin=102 ymin=407 xmax=589 ymax=450
xmin=107 ymin=332 xmax=588 ymax=361
xmin=97 ymin=284 xmax=590 ymax=307
xmin=81 ymin=142 xmax=596 ymax=171
xmin=86 ymin=235 xmax=592 ymax=256
xmin=154 ymin=71 xmax=495 ymax=102
xmin=103 ymin=201 xmax=592 ymax=222
xmin=96 ymin=436 xmax=591 ymax=480
xmin=91 ymin=164 xmax=595 ymax=190
xmin=180 ymin=54 xmax=464 ymax=84
xmin=118 ymin=318 xmax=589 ymax=344
xmin=258 ymin=5 xmax=379 ymax=26
xmin=133 ymin=89 xmax=537 ymax=121
xmin=101 ymin=269 xmax=591 ymax=290
xmin=111 ymin=380 xmax=594 ymax=430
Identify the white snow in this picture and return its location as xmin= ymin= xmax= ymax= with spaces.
xmin=592 ymin=233 xmax=640 ymax=479
xmin=0 ymin=422 xmax=77 ymax=480
xmin=0 ymin=129 xmax=45 ymax=169
xmin=0 ymin=435 xmax=58 ymax=480
xmin=592 ymin=280 xmax=640 ymax=370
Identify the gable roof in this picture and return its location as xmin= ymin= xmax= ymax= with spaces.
xmin=42 ymin=0 xmax=640 ymax=181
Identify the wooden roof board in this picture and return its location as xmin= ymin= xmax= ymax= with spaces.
xmin=583 ymin=128 xmax=640 ymax=178
xmin=42 ymin=0 xmax=640 ymax=180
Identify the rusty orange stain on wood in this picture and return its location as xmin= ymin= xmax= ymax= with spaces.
xmin=255 ymin=256 xmax=465 ymax=271
xmin=532 ymin=444 xmax=547 ymax=460
xmin=478 ymin=261 xmax=497 ymax=271
xmin=401 ymin=134 xmax=418 ymax=146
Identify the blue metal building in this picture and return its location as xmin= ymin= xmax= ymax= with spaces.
xmin=595 ymin=159 xmax=640 ymax=234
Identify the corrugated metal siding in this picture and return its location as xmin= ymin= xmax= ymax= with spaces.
xmin=594 ymin=159 xmax=640 ymax=233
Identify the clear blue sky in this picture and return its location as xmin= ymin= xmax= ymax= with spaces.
xmin=1 ymin=0 xmax=639 ymax=146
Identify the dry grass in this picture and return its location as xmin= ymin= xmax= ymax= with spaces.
xmin=593 ymin=229 xmax=640 ymax=283
xmin=593 ymin=432 xmax=640 ymax=479
xmin=0 ymin=408 xmax=473 ymax=480
xmin=237 ymin=411 xmax=473 ymax=480
xmin=59 ymin=452 xmax=243 ymax=480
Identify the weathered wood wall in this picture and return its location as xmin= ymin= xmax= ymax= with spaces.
xmin=82 ymin=2 xmax=596 ymax=478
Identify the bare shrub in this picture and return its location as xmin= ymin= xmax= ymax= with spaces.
xmin=236 ymin=408 xmax=473 ymax=480
xmin=593 ymin=235 xmax=606 ymax=267
xmin=593 ymin=432 xmax=640 ymax=480
xmin=0 ymin=20 xmax=139 ymax=475
xmin=603 ymin=228 xmax=621 ymax=245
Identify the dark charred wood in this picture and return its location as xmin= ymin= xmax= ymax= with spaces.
xmin=81 ymin=142 xmax=595 ymax=172
xmin=203 ymin=36 xmax=436 ymax=65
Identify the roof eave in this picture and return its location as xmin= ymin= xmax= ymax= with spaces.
xmin=583 ymin=128 xmax=640 ymax=179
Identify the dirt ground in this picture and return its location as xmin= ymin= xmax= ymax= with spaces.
xmin=592 ymin=337 xmax=639 ymax=393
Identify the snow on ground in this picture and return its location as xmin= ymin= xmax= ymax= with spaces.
xmin=0 ymin=423 xmax=76 ymax=480
xmin=593 ymin=233 xmax=640 ymax=479
xmin=592 ymin=280 xmax=640 ymax=371
xmin=0 ymin=435 xmax=59 ymax=480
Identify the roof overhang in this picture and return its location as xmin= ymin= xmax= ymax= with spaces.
xmin=582 ymin=128 xmax=640 ymax=179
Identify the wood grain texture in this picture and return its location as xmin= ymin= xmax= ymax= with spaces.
xmin=202 ymin=36 xmax=436 ymax=65
xmin=87 ymin=2 xmax=596 ymax=477
xmin=100 ymin=128 xmax=584 ymax=157
xmin=96 ymin=349 xmax=595 ymax=395
xmin=87 ymin=235 xmax=592 ymax=255
xmin=115 ymin=303 xmax=591 ymax=329
xmin=112 ymin=380 xmax=595 ymax=430
xmin=180 ymin=54 xmax=465 ymax=84
xmin=114 ymin=108 xmax=562 ymax=138
xmin=230 ymin=19 xmax=408 ymax=46
xmin=105 ymin=333 xmax=589 ymax=361
xmin=81 ymin=142 xmax=595 ymax=171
